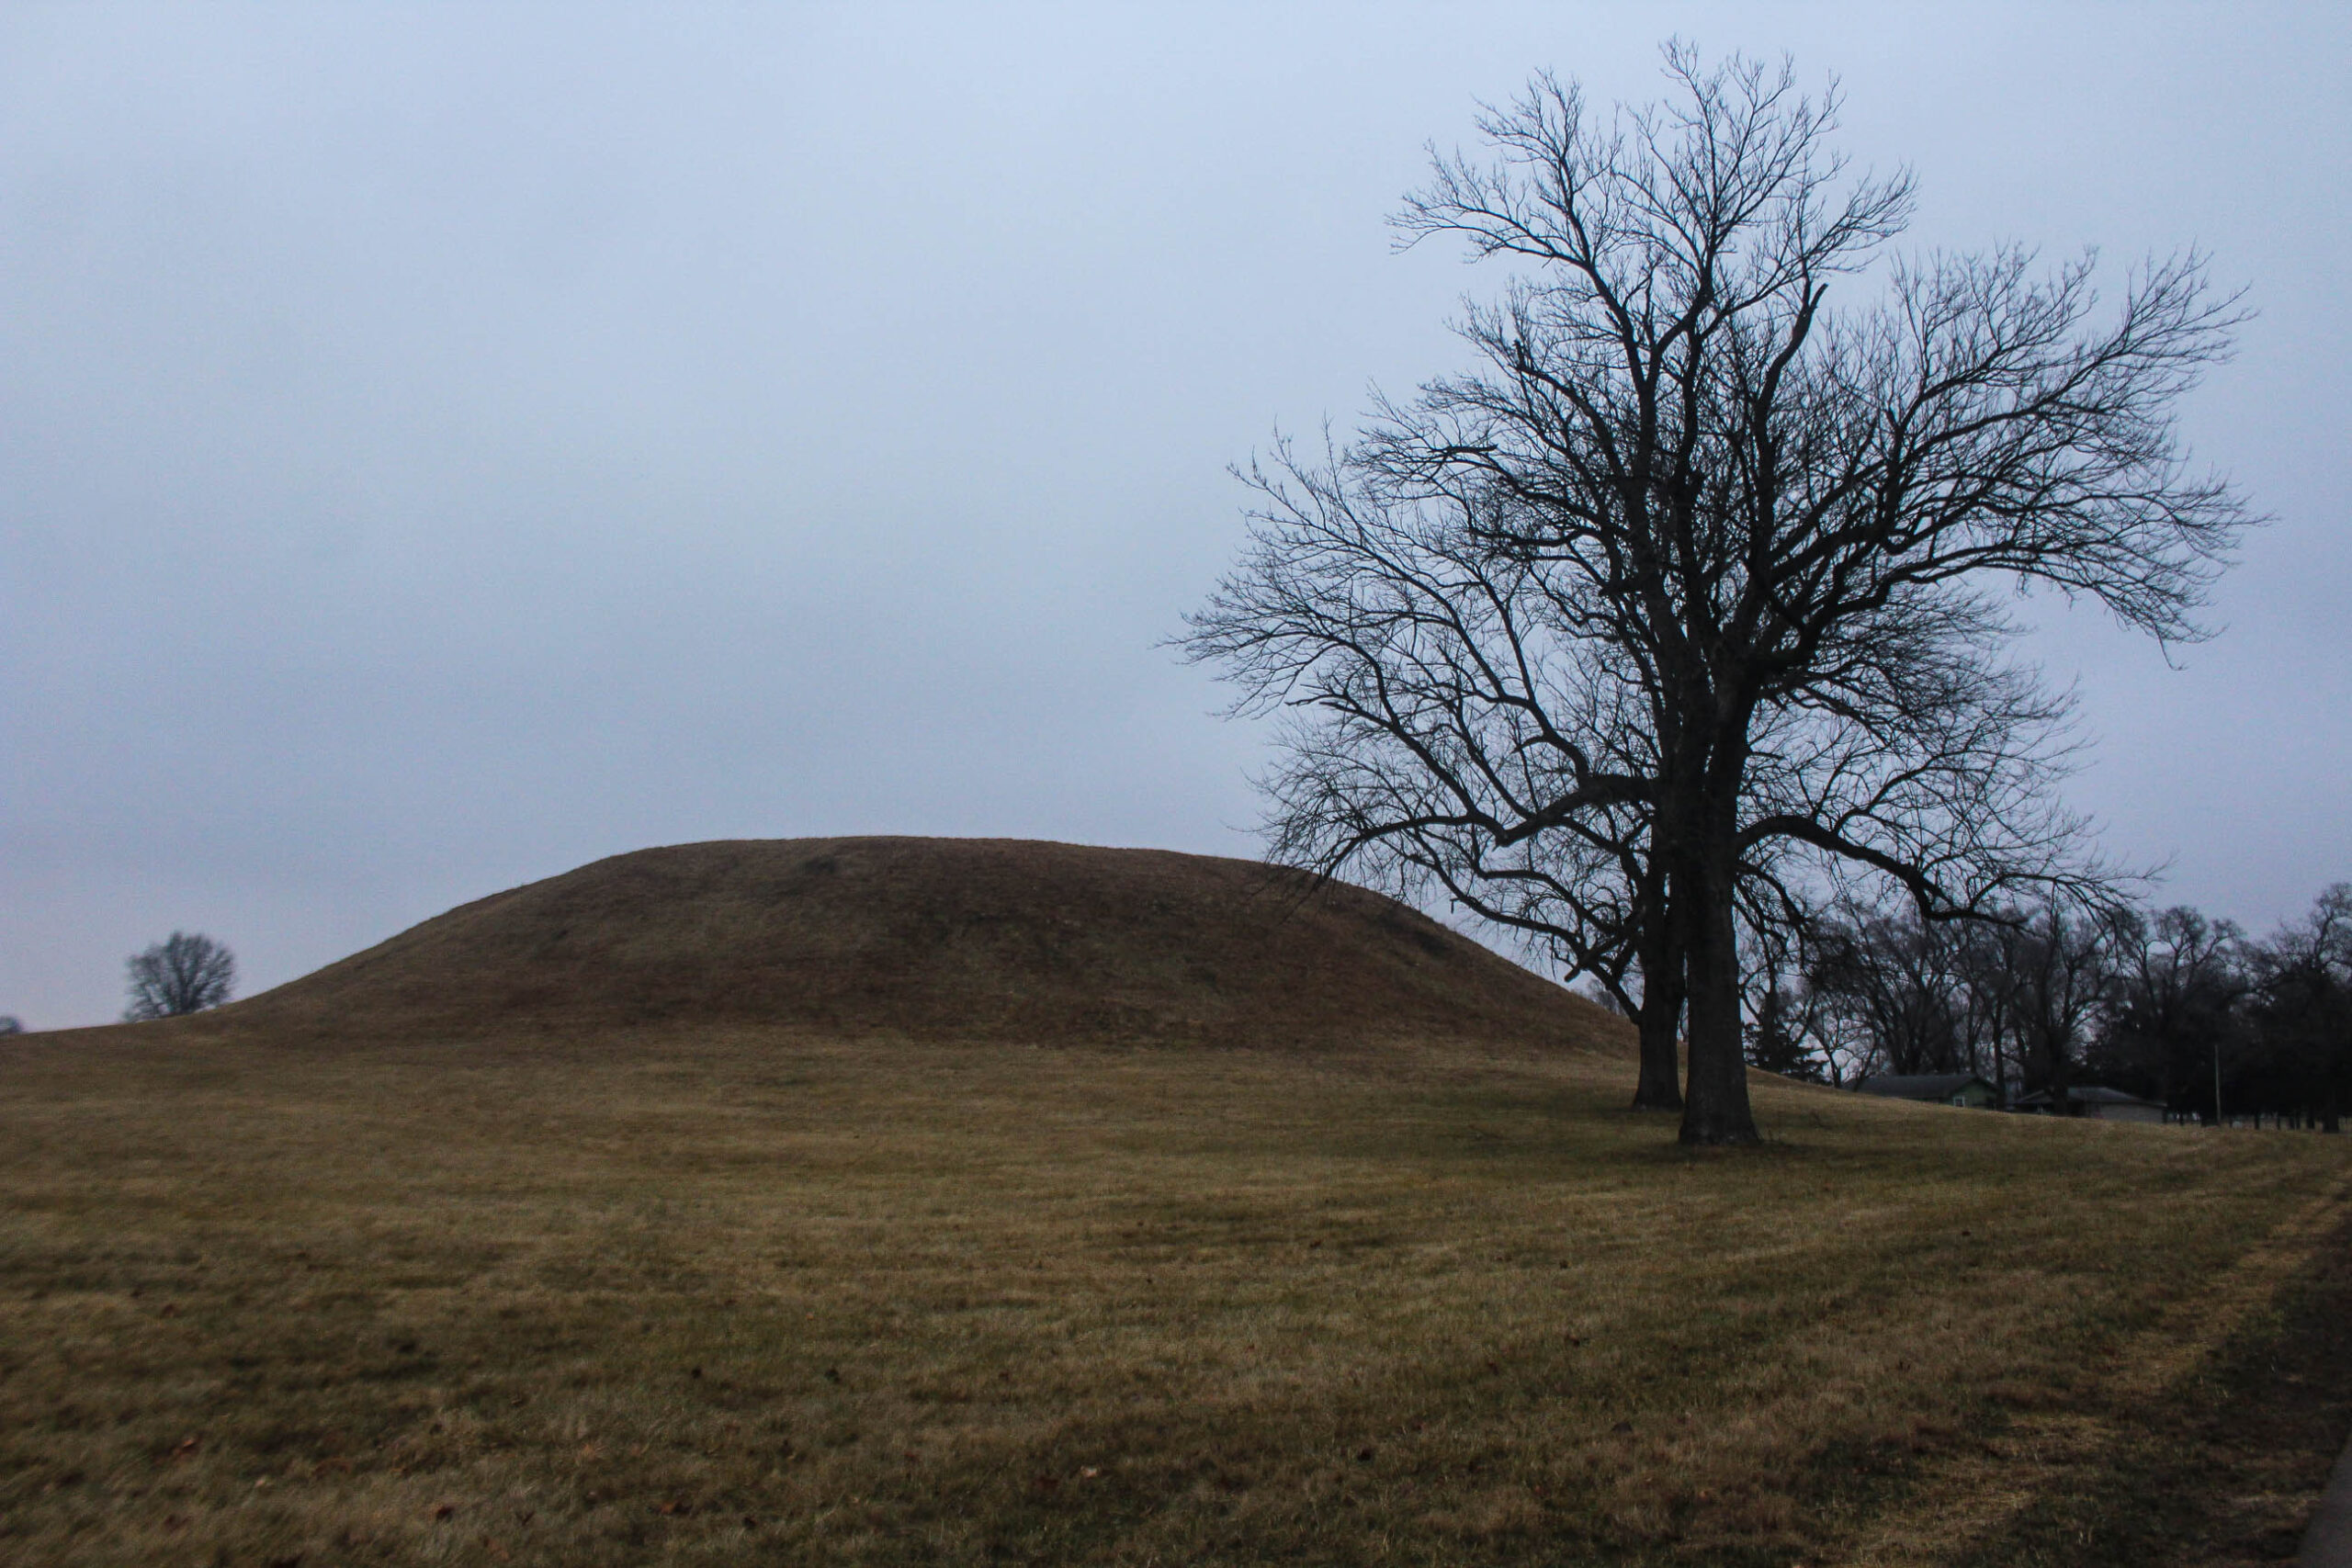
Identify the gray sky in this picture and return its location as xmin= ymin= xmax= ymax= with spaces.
xmin=5 ymin=4 xmax=2346 ymax=1028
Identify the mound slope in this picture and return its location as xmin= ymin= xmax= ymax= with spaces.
xmin=228 ymin=837 xmax=1623 ymax=1051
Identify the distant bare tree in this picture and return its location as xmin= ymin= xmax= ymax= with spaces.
xmin=1188 ymin=46 xmax=2246 ymax=1142
xmin=124 ymin=932 xmax=237 ymax=1021
xmin=0 ymin=1016 xmax=22 ymax=1035
xmin=1995 ymin=905 xmax=2120 ymax=1113
xmin=1805 ymin=906 xmax=1970 ymax=1077
xmin=2095 ymin=906 xmax=2246 ymax=1120
xmin=2245 ymin=886 xmax=2352 ymax=1132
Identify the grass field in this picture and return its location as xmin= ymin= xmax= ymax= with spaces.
xmin=4 ymin=1024 xmax=2346 ymax=1566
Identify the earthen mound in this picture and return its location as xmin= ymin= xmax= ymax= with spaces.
xmin=228 ymin=837 xmax=1623 ymax=1050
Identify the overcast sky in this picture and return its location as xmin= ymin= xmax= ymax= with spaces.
xmin=4 ymin=4 xmax=2346 ymax=1028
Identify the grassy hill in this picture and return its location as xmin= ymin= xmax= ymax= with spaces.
xmin=3 ymin=840 xmax=2348 ymax=1566
xmin=212 ymin=836 xmax=1627 ymax=1052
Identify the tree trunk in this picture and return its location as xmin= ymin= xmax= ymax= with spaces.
xmin=2044 ymin=1035 xmax=2075 ymax=1117
xmin=1678 ymin=812 xmax=1759 ymax=1145
xmin=1633 ymin=994 xmax=1685 ymax=1111
xmin=1631 ymin=871 xmax=1686 ymax=1111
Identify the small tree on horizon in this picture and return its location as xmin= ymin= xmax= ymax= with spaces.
xmin=124 ymin=931 xmax=237 ymax=1021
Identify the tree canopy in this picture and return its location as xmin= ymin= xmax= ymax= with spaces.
xmin=124 ymin=931 xmax=237 ymax=1021
xmin=1186 ymin=46 xmax=2250 ymax=1143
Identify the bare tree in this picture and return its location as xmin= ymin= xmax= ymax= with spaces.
xmin=1997 ymin=904 xmax=2118 ymax=1113
xmin=2096 ymin=905 xmax=2245 ymax=1120
xmin=124 ymin=931 xmax=237 ymax=1021
xmin=2245 ymin=886 xmax=2352 ymax=1132
xmin=1742 ymin=917 xmax=1826 ymax=1081
xmin=1187 ymin=46 xmax=2247 ymax=1143
xmin=0 ymin=1016 xmax=22 ymax=1036
xmin=1804 ymin=906 xmax=1970 ymax=1077
xmin=1198 ymin=468 xmax=1687 ymax=1107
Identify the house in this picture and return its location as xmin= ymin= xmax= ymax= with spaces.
xmin=2013 ymin=1086 xmax=2168 ymax=1123
xmin=1852 ymin=1073 xmax=1999 ymax=1109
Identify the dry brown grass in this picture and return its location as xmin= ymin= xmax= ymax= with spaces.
xmin=221 ymin=838 xmax=1628 ymax=1054
xmin=5 ymin=840 xmax=2346 ymax=1562
xmin=3 ymin=1024 xmax=2346 ymax=1566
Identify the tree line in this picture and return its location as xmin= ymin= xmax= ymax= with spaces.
xmin=1744 ymin=886 xmax=2351 ymax=1130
